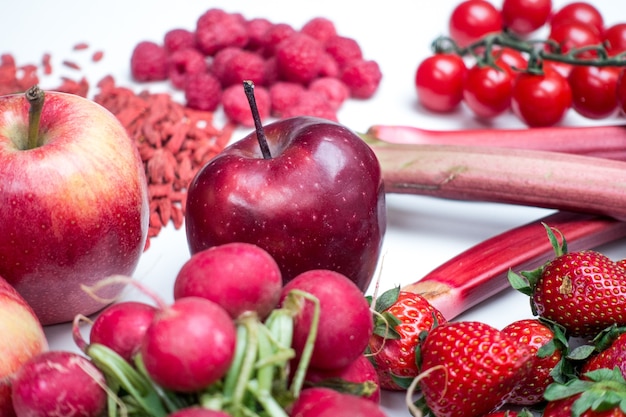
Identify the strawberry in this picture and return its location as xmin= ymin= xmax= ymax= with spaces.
xmin=367 ymin=287 xmax=446 ymax=391
xmin=501 ymin=318 xmax=571 ymax=405
xmin=542 ymin=367 xmax=626 ymax=416
xmin=483 ymin=409 xmax=534 ymax=417
xmin=416 ymin=320 xmax=532 ymax=417
xmin=580 ymin=325 xmax=626 ymax=379
xmin=508 ymin=224 xmax=626 ymax=339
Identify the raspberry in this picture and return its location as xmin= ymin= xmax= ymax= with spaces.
xmin=163 ymin=29 xmax=196 ymax=53
xmin=263 ymin=56 xmax=279 ymax=86
xmin=210 ymin=47 xmax=241 ymax=83
xmin=217 ymin=50 xmax=267 ymax=87
xmin=167 ymin=48 xmax=208 ymax=89
xmin=184 ymin=72 xmax=222 ymax=112
xmin=275 ymin=33 xmax=324 ymax=85
xmin=261 ymin=23 xmax=296 ymax=56
xmin=318 ymin=52 xmax=339 ymax=78
xmin=309 ymin=77 xmax=350 ymax=109
xmin=245 ymin=18 xmax=273 ymax=51
xmin=222 ymin=83 xmax=270 ymax=127
xmin=282 ymin=90 xmax=338 ymax=122
xmin=195 ymin=9 xmax=248 ymax=55
xmin=340 ymin=59 xmax=382 ymax=99
xmin=301 ymin=17 xmax=338 ymax=43
xmin=130 ymin=41 xmax=168 ymax=82
xmin=325 ymin=35 xmax=363 ymax=68
xmin=269 ymin=81 xmax=306 ymax=117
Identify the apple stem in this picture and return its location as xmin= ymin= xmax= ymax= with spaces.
xmin=25 ymin=85 xmax=45 ymax=150
xmin=243 ymin=80 xmax=272 ymax=159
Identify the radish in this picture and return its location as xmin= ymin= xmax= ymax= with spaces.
xmin=304 ymin=354 xmax=381 ymax=403
xmin=141 ymin=296 xmax=237 ymax=393
xmin=289 ymin=387 xmax=387 ymax=417
xmin=174 ymin=242 xmax=283 ymax=320
xmin=11 ymin=351 xmax=107 ymax=417
xmin=88 ymin=301 xmax=157 ymax=362
xmin=279 ymin=270 xmax=373 ymax=371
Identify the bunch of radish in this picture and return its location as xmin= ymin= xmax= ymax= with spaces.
xmin=7 ymin=242 xmax=386 ymax=417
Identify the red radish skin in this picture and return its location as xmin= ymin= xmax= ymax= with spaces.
xmin=141 ymin=296 xmax=237 ymax=393
xmin=289 ymin=387 xmax=387 ymax=417
xmin=362 ymin=135 xmax=626 ymax=221
xmin=174 ymin=242 xmax=283 ymax=320
xmin=11 ymin=351 xmax=107 ymax=417
xmin=365 ymin=124 xmax=626 ymax=160
xmin=280 ymin=269 xmax=373 ymax=370
xmin=403 ymin=211 xmax=626 ymax=320
xmin=89 ymin=301 xmax=157 ymax=362
xmin=305 ymin=354 xmax=381 ymax=403
xmin=168 ymin=407 xmax=233 ymax=417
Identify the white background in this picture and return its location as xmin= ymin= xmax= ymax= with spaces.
xmin=3 ymin=1 xmax=626 ymax=415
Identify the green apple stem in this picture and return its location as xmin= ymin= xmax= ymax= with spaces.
xmin=243 ymin=80 xmax=272 ymax=159
xmin=25 ymin=85 xmax=45 ymax=150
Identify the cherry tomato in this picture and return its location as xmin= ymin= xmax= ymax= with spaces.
xmin=567 ymin=65 xmax=621 ymax=119
xmin=548 ymin=21 xmax=602 ymax=56
xmin=493 ymin=47 xmax=528 ymax=75
xmin=501 ymin=0 xmax=552 ymax=35
xmin=449 ymin=0 xmax=503 ymax=48
xmin=615 ymin=69 xmax=626 ymax=115
xmin=415 ymin=53 xmax=467 ymax=112
xmin=550 ymin=2 xmax=604 ymax=35
xmin=463 ymin=64 xmax=513 ymax=118
xmin=604 ymin=23 xmax=626 ymax=56
xmin=511 ymin=66 xmax=572 ymax=127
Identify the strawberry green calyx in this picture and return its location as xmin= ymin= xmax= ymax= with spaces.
xmin=543 ymin=367 xmax=626 ymax=417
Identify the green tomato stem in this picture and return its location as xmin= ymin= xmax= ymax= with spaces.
xmin=25 ymin=85 xmax=44 ymax=150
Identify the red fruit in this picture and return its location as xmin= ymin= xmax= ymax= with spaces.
xmin=275 ymin=33 xmax=324 ymax=84
xmin=368 ymin=290 xmax=446 ymax=390
xmin=301 ymin=17 xmax=338 ymax=43
xmin=195 ymin=8 xmax=248 ymax=55
xmin=261 ymin=23 xmax=296 ymax=56
xmin=324 ymin=35 xmax=363 ymax=68
xmin=309 ymin=77 xmax=350 ymax=110
xmin=581 ymin=331 xmax=626 ymax=379
xmin=449 ymin=0 xmax=503 ymax=48
xmin=501 ymin=319 xmax=564 ymax=405
xmin=167 ymin=48 xmax=208 ymax=89
xmin=533 ymin=250 xmax=626 ymax=338
xmin=511 ymin=226 xmax=626 ymax=338
xmin=163 ymin=28 xmax=196 ymax=53
xmin=184 ymin=72 xmax=222 ymax=112
xmin=244 ymin=17 xmax=273 ymax=51
xmin=269 ymin=81 xmax=306 ymax=117
xmin=281 ymin=90 xmax=338 ymax=122
xmin=543 ymin=368 xmax=626 ymax=417
xmin=340 ymin=59 xmax=382 ymax=99
xmin=418 ymin=321 xmax=532 ymax=417
xmin=222 ymin=83 xmax=270 ymax=127
xmin=217 ymin=50 xmax=267 ymax=87
xmin=130 ymin=41 xmax=168 ymax=82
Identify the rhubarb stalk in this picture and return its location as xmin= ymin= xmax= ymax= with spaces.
xmin=365 ymin=124 xmax=626 ymax=160
xmin=403 ymin=211 xmax=626 ymax=320
xmin=363 ymin=136 xmax=626 ymax=221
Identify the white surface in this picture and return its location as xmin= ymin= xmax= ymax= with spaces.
xmin=3 ymin=1 xmax=626 ymax=415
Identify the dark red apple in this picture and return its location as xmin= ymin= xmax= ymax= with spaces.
xmin=185 ymin=86 xmax=385 ymax=291
xmin=0 ymin=87 xmax=149 ymax=325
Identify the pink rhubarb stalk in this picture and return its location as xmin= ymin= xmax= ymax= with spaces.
xmin=365 ymin=124 xmax=626 ymax=160
xmin=363 ymin=136 xmax=626 ymax=221
xmin=403 ymin=211 xmax=626 ymax=320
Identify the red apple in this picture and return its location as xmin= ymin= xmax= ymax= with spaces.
xmin=0 ymin=87 xmax=149 ymax=325
xmin=185 ymin=83 xmax=386 ymax=291
xmin=0 ymin=275 xmax=48 ymax=417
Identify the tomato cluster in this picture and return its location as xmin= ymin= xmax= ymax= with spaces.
xmin=415 ymin=0 xmax=626 ymax=127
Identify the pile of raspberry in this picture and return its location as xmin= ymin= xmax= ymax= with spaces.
xmin=130 ymin=8 xmax=382 ymax=127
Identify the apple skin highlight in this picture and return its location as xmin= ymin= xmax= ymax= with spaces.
xmin=0 ymin=91 xmax=149 ymax=325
